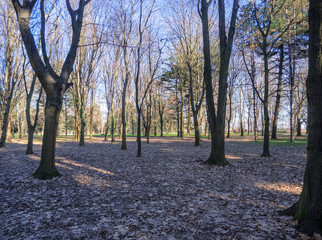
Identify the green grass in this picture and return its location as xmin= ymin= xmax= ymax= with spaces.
xmin=254 ymin=136 xmax=307 ymax=146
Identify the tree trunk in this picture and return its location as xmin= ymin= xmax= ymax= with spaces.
xmin=137 ymin=110 xmax=142 ymax=157
xmin=33 ymin=99 xmax=61 ymax=180
xmin=65 ymin=98 xmax=68 ymax=137
xmin=200 ymin=0 xmax=217 ymax=163
xmin=272 ymin=44 xmax=284 ymax=139
xmin=0 ymin=90 xmax=13 ymax=148
xmin=19 ymin=116 xmax=23 ymax=138
xmin=79 ymin=106 xmax=85 ymax=146
xmin=104 ymin=123 xmax=108 ymax=141
xmin=26 ymin=127 xmax=35 ymax=154
xmin=187 ymin=96 xmax=191 ymax=136
xmin=25 ymin=87 xmax=42 ymax=154
xmin=297 ymin=117 xmax=302 ymax=136
xmin=121 ymin=44 xmax=130 ymax=150
xmin=262 ymin=50 xmax=271 ymax=157
xmin=240 ymin=119 xmax=244 ymax=136
xmin=121 ymin=94 xmax=127 ymax=149
xmin=160 ymin=111 xmax=163 ymax=137
xmin=111 ymin=110 xmax=115 ymax=143
xmin=180 ymin=86 xmax=184 ymax=139
xmin=226 ymin=93 xmax=232 ymax=138
xmin=193 ymin=112 xmax=201 ymax=146
xmin=281 ymin=1 xmax=322 ymax=234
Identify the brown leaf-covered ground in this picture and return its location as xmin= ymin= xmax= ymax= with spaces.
xmin=0 ymin=135 xmax=321 ymax=240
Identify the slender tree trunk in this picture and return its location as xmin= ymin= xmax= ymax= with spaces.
xmin=262 ymin=50 xmax=271 ymax=157
xmin=240 ymin=119 xmax=244 ymax=136
xmin=297 ymin=117 xmax=302 ymax=136
xmin=89 ymin=87 xmax=94 ymax=139
xmin=111 ymin=109 xmax=115 ymax=143
xmin=18 ymin=116 xmax=23 ymax=138
xmin=227 ymin=93 xmax=232 ymax=138
xmin=180 ymin=86 xmax=184 ymax=139
xmin=26 ymin=87 xmax=42 ymax=154
xmin=137 ymin=110 xmax=142 ymax=157
xmin=200 ymin=0 xmax=217 ymax=162
xmin=121 ymin=44 xmax=129 ymax=150
xmin=272 ymin=44 xmax=284 ymax=139
xmin=65 ymin=98 xmax=68 ymax=137
xmin=193 ymin=112 xmax=201 ymax=146
xmin=104 ymin=122 xmax=108 ymax=141
xmin=79 ymin=104 xmax=85 ymax=146
xmin=289 ymin=41 xmax=296 ymax=142
xmin=0 ymin=90 xmax=14 ymax=148
xmin=187 ymin=96 xmax=191 ymax=136
xmin=159 ymin=110 xmax=164 ymax=137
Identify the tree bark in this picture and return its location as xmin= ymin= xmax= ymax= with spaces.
xmin=33 ymin=96 xmax=62 ymax=179
xmin=271 ymin=44 xmax=284 ymax=139
xmin=297 ymin=117 xmax=302 ymax=136
xmin=137 ymin=110 xmax=142 ymax=157
xmin=200 ymin=0 xmax=217 ymax=162
xmin=281 ymin=1 xmax=322 ymax=235
xmin=200 ymin=0 xmax=239 ymax=165
xmin=121 ymin=45 xmax=130 ymax=150
xmin=262 ymin=49 xmax=271 ymax=157
xmin=0 ymin=91 xmax=13 ymax=147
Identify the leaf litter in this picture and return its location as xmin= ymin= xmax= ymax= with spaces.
xmin=0 ymin=136 xmax=321 ymax=240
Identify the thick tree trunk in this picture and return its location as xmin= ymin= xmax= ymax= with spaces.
xmin=33 ymin=100 xmax=61 ymax=180
xmin=281 ymin=1 xmax=322 ymax=234
xmin=271 ymin=44 xmax=284 ymax=139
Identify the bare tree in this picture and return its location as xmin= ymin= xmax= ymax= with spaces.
xmin=12 ymin=0 xmax=91 ymax=179
xmin=0 ymin=1 xmax=22 ymax=148
xmin=199 ymin=0 xmax=239 ymax=165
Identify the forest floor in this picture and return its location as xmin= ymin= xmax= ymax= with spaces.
xmin=1 ymin=135 xmax=321 ymax=240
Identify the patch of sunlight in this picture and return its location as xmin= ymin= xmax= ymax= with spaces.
xmin=28 ymin=155 xmax=40 ymax=161
xmin=255 ymin=182 xmax=302 ymax=195
xmin=55 ymin=162 xmax=73 ymax=170
xmin=73 ymin=174 xmax=114 ymax=187
xmin=226 ymin=154 xmax=242 ymax=160
xmin=60 ymin=159 xmax=115 ymax=175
